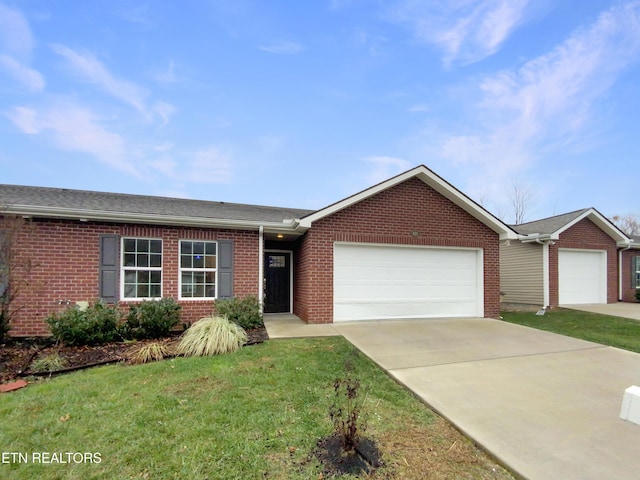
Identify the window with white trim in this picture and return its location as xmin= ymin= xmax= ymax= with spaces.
xmin=634 ymin=256 xmax=640 ymax=289
xmin=180 ymin=240 xmax=217 ymax=299
xmin=122 ymin=238 xmax=162 ymax=299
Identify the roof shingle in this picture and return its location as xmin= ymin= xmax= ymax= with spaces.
xmin=0 ymin=184 xmax=314 ymax=224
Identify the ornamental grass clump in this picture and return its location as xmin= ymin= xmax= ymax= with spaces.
xmin=128 ymin=342 xmax=174 ymax=365
xmin=31 ymin=353 xmax=68 ymax=373
xmin=176 ymin=315 xmax=247 ymax=357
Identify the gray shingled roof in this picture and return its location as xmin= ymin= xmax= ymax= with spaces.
xmin=510 ymin=209 xmax=591 ymax=235
xmin=0 ymin=184 xmax=314 ymax=224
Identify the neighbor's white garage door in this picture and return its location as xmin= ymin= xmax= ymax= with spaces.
xmin=558 ymin=249 xmax=607 ymax=304
xmin=333 ymin=243 xmax=483 ymax=322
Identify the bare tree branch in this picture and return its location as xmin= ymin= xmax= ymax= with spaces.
xmin=509 ymin=179 xmax=534 ymax=225
xmin=0 ymin=213 xmax=42 ymax=339
xmin=611 ymin=214 xmax=640 ymax=236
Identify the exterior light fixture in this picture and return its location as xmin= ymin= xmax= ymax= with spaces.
xmin=277 ymin=234 xmax=284 ymax=239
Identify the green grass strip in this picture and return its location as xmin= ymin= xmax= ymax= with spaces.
xmin=501 ymin=308 xmax=640 ymax=353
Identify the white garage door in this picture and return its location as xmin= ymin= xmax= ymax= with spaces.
xmin=333 ymin=243 xmax=483 ymax=322
xmin=558 ymin=249 xmax=607 ymax=304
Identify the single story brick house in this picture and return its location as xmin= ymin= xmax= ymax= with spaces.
xmin=2 ymin=164 xmax=518 ymax=336
xmin=500 ymin=208 xmax=638 ymax=309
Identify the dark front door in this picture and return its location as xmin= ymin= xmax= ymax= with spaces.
xmin=264 ymin=252 xmax=291 ymax=313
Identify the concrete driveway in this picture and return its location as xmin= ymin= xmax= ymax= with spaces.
xmin=561 ymin=302 xmax=640 ymax=321
xmin=330 ymin=317 xmax=640 ymax=480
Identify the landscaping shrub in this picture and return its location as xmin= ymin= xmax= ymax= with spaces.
xmin=215 ymin=296 xmax=263 ymax=329
xmin=636 ymin=289 xmax=640 ymax=303
xmin=120 ymin=298 xmax=181 ymax=340
xmin=329 ymin=376 xmax=369 ymax=453
xmin=47 ymin=302 xmax=121 ymax=346
xmin=176 ymin=315 xmax=247 ymax=356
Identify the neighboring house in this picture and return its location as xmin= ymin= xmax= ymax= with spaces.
xmin=500 ymin=208 xmax=635 ymax=309
xmin=0 ymin=165 xmax=516 ymax=337
xmin=620 ymin=235 xmax=640 ymax=303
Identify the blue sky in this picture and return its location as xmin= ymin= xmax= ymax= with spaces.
xmin=1 ymin=1 xmax=639 ymax=224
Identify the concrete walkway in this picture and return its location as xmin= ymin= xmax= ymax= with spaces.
xmin=561 ymin=302 xmax=640 ymax=321
xmin=264 ymin=315 xmax=640 ymax=480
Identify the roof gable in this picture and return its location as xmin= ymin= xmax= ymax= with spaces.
xmin=298 ymin=165 xmax=517 ymax=240
xmin=513 ymin=209 xmax=590 ymax=235
xmin=514 ymin=208 xmax=630 ymax=245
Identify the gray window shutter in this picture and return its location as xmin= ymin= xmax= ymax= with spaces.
xmin=218 ymin=240 xmax=234 ymax=299
xmin=100 ymin=235 xmax=119 ymax=303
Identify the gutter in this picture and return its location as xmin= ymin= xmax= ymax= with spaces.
xmin=518 ymin=233 xmax=557 ymax=244
xmin=6 ymin=204 xmax=301 ymax=232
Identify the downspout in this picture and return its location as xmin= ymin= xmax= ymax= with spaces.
xmin=258 ymin=225 xmax=264 ymax=315
xmin=532 ymin=238 xmax=555 ymax=308
xmin=619 ymin=243 xmax=632 ymax=301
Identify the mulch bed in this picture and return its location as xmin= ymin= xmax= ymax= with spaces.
xmin=0 ymin=326 xmax=269 ymax=385
xmin=312 ymin=434 xmax=384 ymax=477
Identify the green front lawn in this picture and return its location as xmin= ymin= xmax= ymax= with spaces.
xmin=0 ymin=337 xmax=513 ymax=479
xmin=501 ymin=309 xmax=640 ymax=353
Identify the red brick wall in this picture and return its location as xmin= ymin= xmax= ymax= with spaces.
xmin=621 ymin=249 xmax=640 ymax=303
xmin=6 ymin=218 xmax=259 ymax=337
xmin=294 ymin=177 xmax=500 ymax=323
xmin=548 ymin=218 xmax=618 ymax=307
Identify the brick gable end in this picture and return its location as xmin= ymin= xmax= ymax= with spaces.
xmin=294 ymin=177 xmax=500 ymax=323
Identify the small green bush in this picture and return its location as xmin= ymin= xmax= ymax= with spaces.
xmin=47 ymin=302 xmax=121 ymax=346
xmin=177 ymin=315 xmax=247 ymax=357
xmin=120 ymin=298 xmax=181 ymax=340
xmin=636 ymin=289 xmax=640 ymax=303
xmin=215 ymin=296 xmax=263 ymax=329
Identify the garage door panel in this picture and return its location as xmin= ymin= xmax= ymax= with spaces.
xmin=334 ymin=243 xmax=482 ymax=322
xmin=558 ymin=249 xmax=606 ymax=304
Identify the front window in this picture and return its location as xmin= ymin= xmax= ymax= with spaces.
xmin=122 ymin=238 xmax=162 ymax=299
xmin=635 ymin=256 xmax=640 ymax=289
xmin=180 ymin=240 xmax=217 ymax=299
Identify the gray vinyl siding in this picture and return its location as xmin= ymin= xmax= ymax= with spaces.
xmin=500 ymin=241 xmax=544 ymax=305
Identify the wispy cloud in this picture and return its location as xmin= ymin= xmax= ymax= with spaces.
xmin=50 ymin=44 xmax=175 ymax=125
xmin=390 ymin=0 xmax=532 ymax=66
xmin=154 ymin=60 xmax=178 ymax=86
xmin=148 ymin=147 xmax=233 ymax=184
xmin=0 ymin=3 xmax=35 ymax=58
xmin=362 ymin=156 xmax=412 ymax=184
xmin=51 ymin=44 xmax=149 ymax=113
xmin=0 ymin=54 xmax=45 ymax=91
xmin=115 ymin=4 xmax=153 ymax=27
xmin=258 ymin=42 xmax=304 ymax=55
xmin=408 ymin=104 xmax=430 ymax=113
xmin=7 ymin=103 xmax=138 ymax=176
xmin=435 ymin=1 xmax=640 ymax=200
xmin=0 ymin=3 xmax=45 ymax=91
xmin=153 ymin=101 xmax=175 ymax=127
